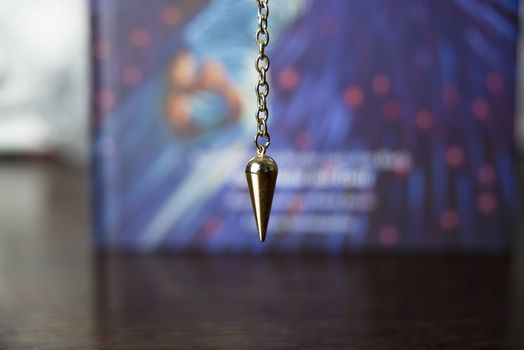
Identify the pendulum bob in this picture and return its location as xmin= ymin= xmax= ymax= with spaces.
xmin=245 ymin=155 xmax=278 ymax=242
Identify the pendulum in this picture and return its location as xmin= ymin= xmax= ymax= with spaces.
xmin=246 ymin=0 xmax=278 ymax=242
xmin=246 ymin=0 xmax=277 ymax=242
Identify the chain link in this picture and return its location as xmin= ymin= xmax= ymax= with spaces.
xmin=254 ymin=0 xmax=270 ymax=155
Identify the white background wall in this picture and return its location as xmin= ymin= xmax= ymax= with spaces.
xmin=0 ymin=0 xmax=88 ymax=162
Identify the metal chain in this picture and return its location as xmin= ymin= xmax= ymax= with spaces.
xmin=254 ymin=0 xmax=270 ymax=155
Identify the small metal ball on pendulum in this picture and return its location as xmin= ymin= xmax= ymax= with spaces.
xmin=246 ymin=0 xmax=277 ymax=242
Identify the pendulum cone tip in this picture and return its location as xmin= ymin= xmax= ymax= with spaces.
xmin=246 ymin=155 xmax=278 ymax=243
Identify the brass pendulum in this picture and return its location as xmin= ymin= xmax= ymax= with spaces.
xmin=247 ymin=0 xmax=277 ymax=242
xmin=246 ymin=155 xmax=277 ymax=242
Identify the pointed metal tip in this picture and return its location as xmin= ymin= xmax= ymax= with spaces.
xmin=246 ymin=155 xmax=278 ymax=243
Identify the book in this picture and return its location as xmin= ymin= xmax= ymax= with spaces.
xmin=92 ymin=0 xmax=519 ymax=254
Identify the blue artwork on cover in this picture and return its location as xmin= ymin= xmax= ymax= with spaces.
xmin=92 ymin=0 xmax=519 ymax=254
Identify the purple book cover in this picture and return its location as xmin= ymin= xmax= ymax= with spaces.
xmin=91 ymin=0 xmax=519 ymax=254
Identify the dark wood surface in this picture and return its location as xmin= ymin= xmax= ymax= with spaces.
xmin=0 ymin=162 xmax=523 ymax=349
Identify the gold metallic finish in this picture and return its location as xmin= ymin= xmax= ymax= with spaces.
xmin=246 ymin=155 xmax=278 ymax=242
xmin=246 ymin=0 xmax=277 ymax=242
xmin=254 ymin=0 xmax=270 ymax=156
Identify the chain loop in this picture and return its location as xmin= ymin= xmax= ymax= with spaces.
xmin=256 ymin=108 xmax=268 ymax=121
xmin=254 ymin=0 xmax=270 ymax=156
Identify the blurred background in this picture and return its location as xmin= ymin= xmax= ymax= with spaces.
xmin=0 ymin=0 xmax=522 ymax=253
xmin=0 ymin=0 xmax=88 ymax=161
xmin=0 ymin=0 xmax=523 ymax=348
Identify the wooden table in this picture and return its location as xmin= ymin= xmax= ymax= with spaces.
xmin=0 ymin=163 xmax=522 ymax=349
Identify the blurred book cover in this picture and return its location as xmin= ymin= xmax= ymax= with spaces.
xmin=92 ymin=0 xmax=519 ymax=254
